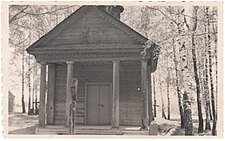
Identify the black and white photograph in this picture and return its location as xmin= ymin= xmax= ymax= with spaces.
xmin=1 ymin=0 xmax=223 ymax=137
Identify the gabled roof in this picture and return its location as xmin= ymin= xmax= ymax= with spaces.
xmin=26 ymin=5 xmax=148 ymax=52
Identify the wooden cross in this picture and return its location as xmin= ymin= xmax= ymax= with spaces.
xmin=32 ymin=101 xmax=39 ymax=115
xmin=153 ymin=100 xmax=159 ymax=117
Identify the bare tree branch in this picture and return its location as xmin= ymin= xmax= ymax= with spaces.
xmin=146 ymin=6 xmax=178 ymax=25
xmin=10 ymin=35 xmax=30 ymax=47
xmin=16 ymin=35 xmax=30 ymax=46
xmin=9 ymin=5 xmax=29 ymax=24
xmin=21 ymin=6 xmax=77 ymax=16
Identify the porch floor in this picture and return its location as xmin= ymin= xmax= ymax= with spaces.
xmin=35 ymin=125 xmax=149 ymax=135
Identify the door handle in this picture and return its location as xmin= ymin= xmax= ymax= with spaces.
xmin=98 ymin=104 xmax=104 ymax=107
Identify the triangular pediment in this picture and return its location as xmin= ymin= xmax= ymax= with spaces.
xmin=27 ymin=6 xmax=148 ymax=51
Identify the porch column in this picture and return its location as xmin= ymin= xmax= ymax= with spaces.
xmin=47 ymin=64 xmax=56 ymax=125
xmin=141 ymin=59 xmax=149 ymax=129
xmin=148 ymin=66 xmax=153 ymax=125
xmin=65 ymin=61 xmax=74 ymax=126
xmin=112 ymin=60 xmax=120 ymax=128
xmin=39 ymin=62 xmax=46 ymax=127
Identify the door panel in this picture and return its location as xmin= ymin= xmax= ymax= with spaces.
xmin=87 ymin=84 xmax=100 ymax=124
xmin=99 ymin=84 xmax=111 ymax=124
xmin=87 ymin=84 xmax=111 ymax=125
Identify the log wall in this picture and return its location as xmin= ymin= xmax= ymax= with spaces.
xmin=53 ymin=61 xmax=142 ymax=126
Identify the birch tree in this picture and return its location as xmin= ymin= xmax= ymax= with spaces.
xmin=159 ymin=64 xmax=167 ymax=119
xmin=205 ymin=6 xmax=217 ymax=136
xmin=202 ymin=7 xmax=211 ymax=130
xmin=184 ymin=6 xmax=204 ymax=133
xmin=166 ymin=50 xmax=171 ymax=120
xmin=180 ymin=42 xmax=193 ymax=135
xmin=176 ymin=7 xmax=194 ymax=135
xmin=211 ymin=8 xmax=218 ymax=136
xmin=172 ymin=38 xmax=184 ymax=128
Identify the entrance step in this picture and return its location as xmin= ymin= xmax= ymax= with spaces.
xmin=35 ymin=126 xmax=68 ymax=134
xmin=74 ymin=129 xmax=123 ymax=135
xmin=35 ymin=126 xmax=149 ymax=135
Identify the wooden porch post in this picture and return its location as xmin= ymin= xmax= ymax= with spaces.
xmin=66 ymin=61 xmax=74 ymax=126
xmin=39 ymin=62 xmax=46 ymax=127
xmin=148 ymin=66 xmax=153 ymax=125
xmin=112 ymin=60 xmax=120 ymax=128
xmin=47 ymin=64 xmax=56 ymax=125
xmin=141 ymin=59 xmax=149 ymax=129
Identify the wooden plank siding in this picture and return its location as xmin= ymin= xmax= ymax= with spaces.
xmin=54 ymin=65 xmax=66 ymax=125
xmin=53 ymin=61 xmax=142 ymax=126
xmin=43 ymin=10 xmax=139 ymax=47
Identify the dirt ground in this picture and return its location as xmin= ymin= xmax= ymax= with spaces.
xmin=7 ymin=112 xmax=212 ymax=136
xmin=8 ymin=112 xmax=38 ymax=134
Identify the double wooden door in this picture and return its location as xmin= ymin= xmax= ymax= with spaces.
xmin=86 ymin=84 xmax=112 ymax=125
